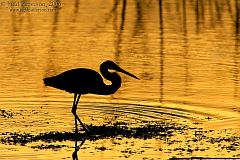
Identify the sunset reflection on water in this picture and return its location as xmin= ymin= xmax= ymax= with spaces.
xmin=0 ymin=0 xmax=240 ymax=159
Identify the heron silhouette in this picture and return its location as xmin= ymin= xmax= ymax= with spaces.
xmin=43 ymin=60 xmax=139 ymax=133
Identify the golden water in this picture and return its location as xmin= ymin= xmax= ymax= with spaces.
xmin=0 ymin=0 xmax=239 ymax=159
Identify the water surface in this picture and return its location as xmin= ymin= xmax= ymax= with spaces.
xmin=0 ymin=0 xmax=240 ymax=159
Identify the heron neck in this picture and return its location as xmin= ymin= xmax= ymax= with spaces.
xmin=100 ymin=66 xmax=121 ymax=95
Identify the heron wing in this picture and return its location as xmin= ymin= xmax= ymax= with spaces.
xmin=56 ymin=68 xmax=104 ymax=94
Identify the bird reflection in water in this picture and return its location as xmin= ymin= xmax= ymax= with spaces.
xmin=43 ymin=60 xmax=139 ymax=133
xmin=72 ymin=138 xmax=85 ymax=160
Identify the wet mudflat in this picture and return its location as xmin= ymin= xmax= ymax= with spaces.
xmin=0 ymin=105 xmax=239 ymax=160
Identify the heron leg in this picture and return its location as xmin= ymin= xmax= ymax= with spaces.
xmin=72 ymin=94 xmax=89 ymax=133
xmin=72 ymin=94 xmax=78 ymax=134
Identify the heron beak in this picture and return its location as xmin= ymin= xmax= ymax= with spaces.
xmin=117 ymin=67 xmax=140 ymax=80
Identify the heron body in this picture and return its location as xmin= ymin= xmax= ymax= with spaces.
xmin=43 ymin=60 xmax=139 ymax=133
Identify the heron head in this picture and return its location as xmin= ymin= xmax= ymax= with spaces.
xmin=102 ymin=60 xmax=139 ymax=80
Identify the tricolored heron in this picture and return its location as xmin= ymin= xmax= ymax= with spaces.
xmin=43 ymin=60 xmax=139 ymax=133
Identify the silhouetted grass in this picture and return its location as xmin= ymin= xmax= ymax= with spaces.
xmin=0 ymin=109 xmax=13 ymax=118
xmin=1 ymin=122 xmax=239 ymax=154
xmin=31 ymin=144 xmax=67 ymax=150
xmin=0 ymin=122 xmax=188 ymax=145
